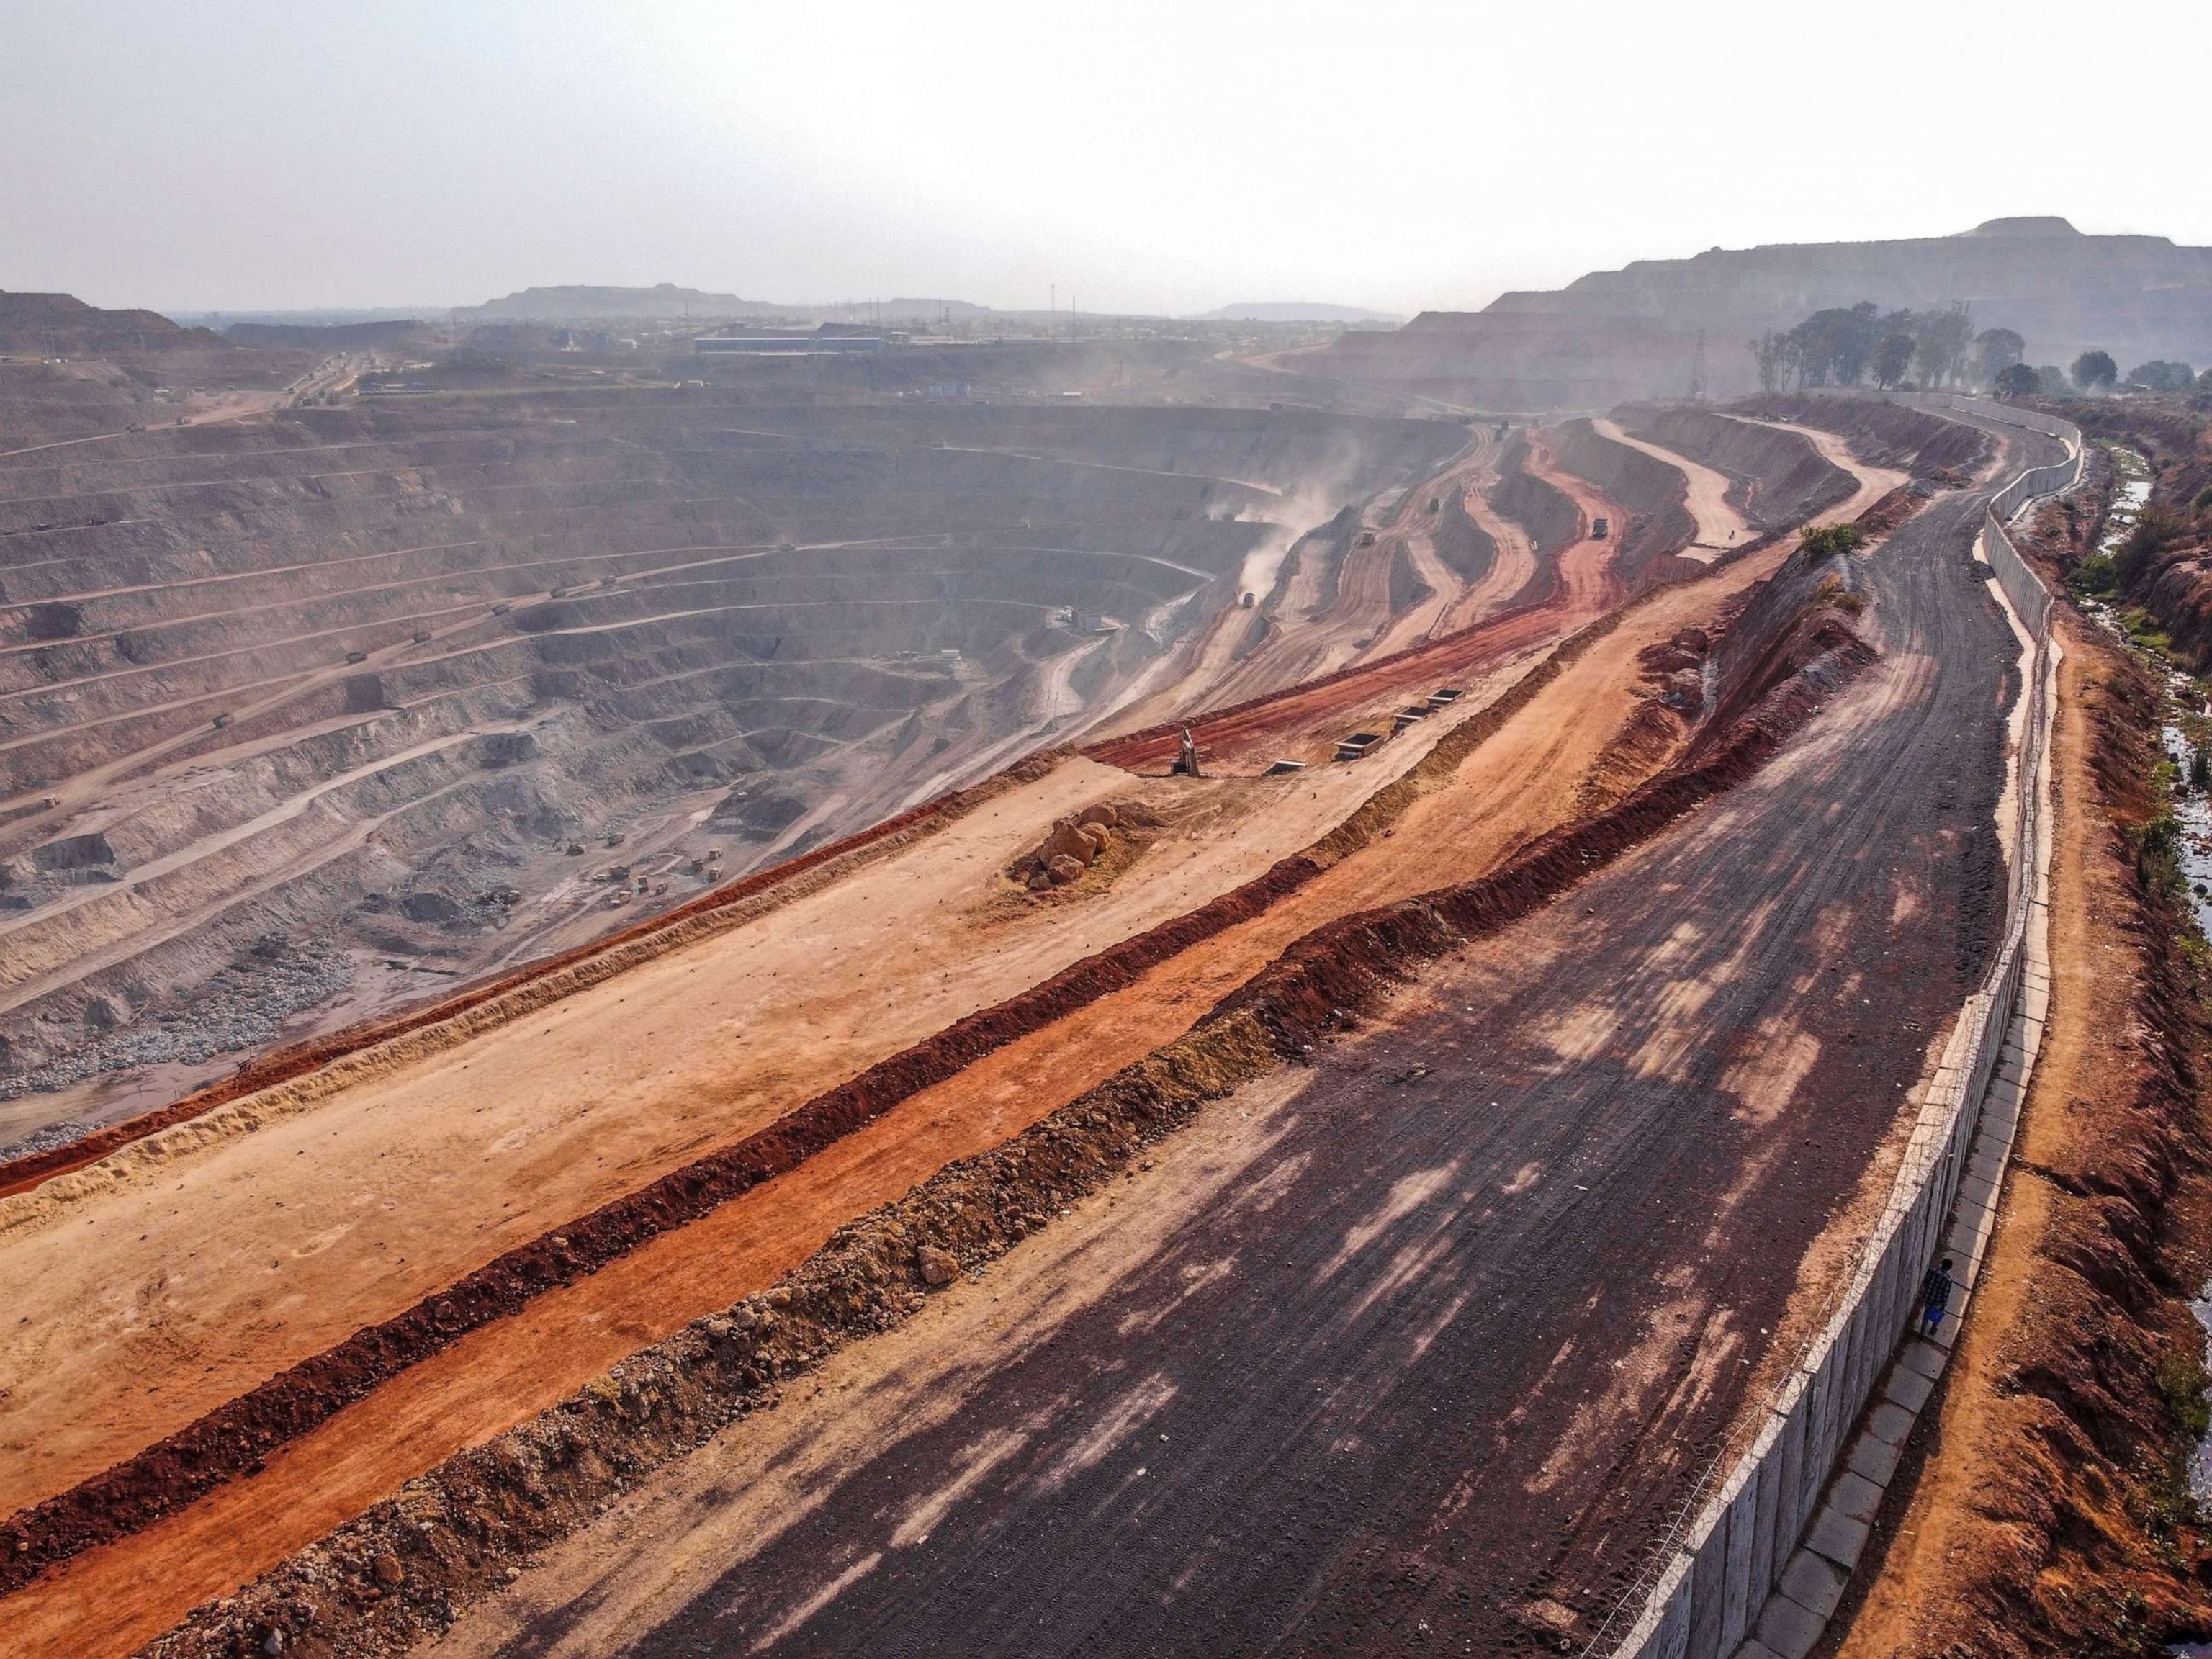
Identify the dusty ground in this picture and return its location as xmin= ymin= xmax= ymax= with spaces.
xmin=0 ymin=405 xmax=1948 ymax=1658
xmin=403 ymin=465 xmax=2018 ymax=1658
xmin=0 ymin=449 xmax=1909 ymax=1655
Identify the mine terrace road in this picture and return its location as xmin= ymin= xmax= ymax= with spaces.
xmin=438 ymin=429 xmax=2054 ymax=1655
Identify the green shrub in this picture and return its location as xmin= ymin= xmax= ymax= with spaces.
xmin=2137 ymin=810 xmax=2188 ymax=899
xmin=2069 ymin=553 xmax=2120 ymax=596
xmin=1799 ymin=523 xmax=1866 ymax=558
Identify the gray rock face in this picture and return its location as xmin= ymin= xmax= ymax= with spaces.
xmin=0 ymin=375 xmax=1465 ymax=1145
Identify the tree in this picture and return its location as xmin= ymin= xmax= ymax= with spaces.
xmin=2036 ymin=364 xmax=2069 ymax=395
xmin=1782 ymin=302 xmax=1884 ymax=387
xmin=1748 ymin=332 xmax=1787 ymax=393
xmin=2126 ymin=360 xmax=2196 ymax=391
xmin=1973 ymin=328 xmax=2026 ymax=385
xmin=1833 ymin=302 xmax=1879 ymax=385
xmin=1785 ymin=316 xmax=1833 ymax=386
xmin=1914 ymin=302 xmax=1974 ymax=389
xmin=1873 ymin=333 xmax=1916 ymax=391
xmin=1993 ymin=362 xmax=2040 ymax=398
xmin=2071 ymin=349 xmax=2118 ymax=392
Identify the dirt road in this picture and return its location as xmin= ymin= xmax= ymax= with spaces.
xmin=423 ymin=457 xmax=2031 ymax=1658
xmin=1594 ymin=415 xmax=1753 ymax=559
xmin=1768 ymin=415 xmax=1912 ymax=521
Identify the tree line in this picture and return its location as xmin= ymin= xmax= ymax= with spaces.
xmin=1748 ymin=302 xmax=1990 ymax=392
xmin=1748 ymin=302 xmax=2204 ymax=400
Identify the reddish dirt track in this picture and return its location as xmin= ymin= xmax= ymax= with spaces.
xmin=1088 ymin=433 xmax=1626 ymax=775
xmin=1093 ymin=431 xmax=1503 ymax=744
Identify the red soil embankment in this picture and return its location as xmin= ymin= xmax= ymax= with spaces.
xmin=1547 ymin=417 xmax=1698 ymax=586
xmin=1617 ymin=404 xmax=1855 ymax=530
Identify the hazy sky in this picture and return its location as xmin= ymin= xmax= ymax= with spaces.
xmin=6 ymin=0 xmax=2208 ymax=318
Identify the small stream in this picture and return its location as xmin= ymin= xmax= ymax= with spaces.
xmin=2088 ymin=448 xmax=2212 ymax=1656
xmin=2077 ymin=449 xmax=2212 ymax=934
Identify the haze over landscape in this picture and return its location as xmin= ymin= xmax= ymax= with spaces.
xmin=6 ymin=5 xmax=2212 ymax=1659
xmin=7 ymin=0 xmax=2210 ymax=318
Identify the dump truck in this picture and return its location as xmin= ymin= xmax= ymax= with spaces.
xmin=1591 ymin=517 xmax=1609 ymax=539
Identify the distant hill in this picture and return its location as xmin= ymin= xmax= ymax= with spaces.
xmin=1196 ymin=302 xmax=1403 ymax=323
xmin=0 ymin=291 xmax=228 ymax=356
xmin=457 ymin=284 xmax=791 ymax=322
xmin=1318 ymin=217 xmax=2212 ymax=410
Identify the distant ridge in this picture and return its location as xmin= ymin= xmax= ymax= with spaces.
xmin=456 ymin=284 xmax=791 ymax=322
xmin=1315 ymin=217 xmax=2212 ymax=410
xmin=1196 ymin=302 xmax=1402 ymax=323
xmin=0 ymin=292 xmax=228 ymax=355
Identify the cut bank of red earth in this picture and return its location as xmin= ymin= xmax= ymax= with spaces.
xmin=130 ymin=536 xmax=1881 ymax=1659
xmin=1737 ymin=392 xmax=1992 ymax=478
xmin=1488 ymin=428 xmax=1581 ymax=601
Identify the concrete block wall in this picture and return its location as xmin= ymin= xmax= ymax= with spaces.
xmin=1601 ymin=403 xmax=2082 ymax=1659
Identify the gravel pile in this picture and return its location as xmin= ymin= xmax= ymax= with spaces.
xmin=0 ymin=938 xmax=354 ymax=1105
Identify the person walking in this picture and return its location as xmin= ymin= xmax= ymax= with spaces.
xmin=1920 ymin=1256 xmax=1956 ymax=1336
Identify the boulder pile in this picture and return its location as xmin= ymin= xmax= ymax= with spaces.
xmin=1010 ymin=800 xmax=1162 ymax=892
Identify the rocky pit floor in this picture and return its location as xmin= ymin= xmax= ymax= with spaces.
xmin=0 ymin=398 xmax=2008 ymax=1657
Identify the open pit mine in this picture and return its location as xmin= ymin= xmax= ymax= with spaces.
xmin=0 ymin=261 xmax=2177 ymax=1659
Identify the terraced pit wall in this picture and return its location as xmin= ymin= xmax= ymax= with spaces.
xmin=1606 ymin=399 xmax=2082 ymax=1659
